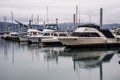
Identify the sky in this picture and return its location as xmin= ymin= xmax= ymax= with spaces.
xmin=0 ymin=0 xmax=120 ymax=24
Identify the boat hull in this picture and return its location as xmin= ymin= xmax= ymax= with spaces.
xmin=41 ymin=38 xmax=63 ymax=46
xmin=59 ymin=37 xmax=120 ymax=48
xmin=19 ymin=36 xmax=28 ymax=42
xmin=28 ymin=37 xmax=41 ymax=43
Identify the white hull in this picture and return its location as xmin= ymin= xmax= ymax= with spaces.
xmin=29 ymin=37 xmax=41 ymax=43
xmin=59 ymin=37 xmax=115 ymax=46
xmin=28 ymin=36 xmax=54 ymax=43
xmin=41 ymin=38 xmax=60 ymax=43
xmin=19 ymin=36 xmax=28 ymax=42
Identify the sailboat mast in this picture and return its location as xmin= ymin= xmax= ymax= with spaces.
xmin=3 ymin=16 xmax=7 ymax=32
xmin=37 ymin=15 xmax=39 ymax=25
xmin=76 ymin=5 xmax=78 ymax=28
xmin=78 ymin=0 xmax=80 ymax=25
xmin=100 ymin=8 xmax=103 ymax=28
xmin=31 ymin=14 xmax=33 ymax=25
xmin=11 ymin=11 xmax=14 ymax=31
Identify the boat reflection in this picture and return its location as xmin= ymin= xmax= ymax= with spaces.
xmin=71 ymin=50 xmax=115 ymax=80
xmin=72 ymin=50 xmax=114 ymax=68
xmin=41 ymin=47 xmax=65 ymax=63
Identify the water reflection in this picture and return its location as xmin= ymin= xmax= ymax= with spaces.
xmin=0 ymin=39 xmax=120 ymax=80
xmin=59 ymin=49 xmax=119 ymax=80
xmin=72 ymin=50 xmax=114 ymax=80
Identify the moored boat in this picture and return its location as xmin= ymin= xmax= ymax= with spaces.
xmin=58 ymin=24 xmax=119 ymax=48
xmin=27 ymin=29 xmax=42 ymax=43
xmin=41 ymin=31 xmax=69 ymax=46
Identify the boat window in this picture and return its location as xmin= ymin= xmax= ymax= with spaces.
xmin=54 ymin=33 xmax=58 ymax=36
xmin=59 ymin=34 xmax=67 ymax=36
xmin=33 ymin=32 xmax=37 ymax=35
xmin=38 ymin=32 xmax=41 ymax=35
xmin=100 ymin=30 xmax=114 ymax=38
xmin=44 ymin=33 xmax=50 ymax=36
xmin=29 ymin=33 xmax=32 ymax=36
xmin=71 ymin=32 xmax=100 ymax=37
xmin=51 ymin=33 xmax=54 ymax=36
xmin=11 ymin=34 xmax=18 ymax=36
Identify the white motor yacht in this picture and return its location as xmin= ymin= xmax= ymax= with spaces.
xmin=19 ymin=29 xmax=43 ymax=42
xmin=41 ymin=31 xmax=69 ymax=46
xmin=27 ymin=29 xmax=43 ymax=43
xmin=58 ymin=24 xmax=116 ymax=48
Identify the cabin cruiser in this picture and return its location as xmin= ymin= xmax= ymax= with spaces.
xmin=41 ymin=31 xmax=69 ymax=46
xmin=1 ymin=32 xmax=10 ymax=39
xmin=28 ymin=24 xmax=59 ymax=43
xmin=58 ymin=24 xmax=117 ymax=48
xmin=18 ymin=29 xmax=42 ymax=42
xmin=8 ymin=32 xmax=19 ymax=41
xmin=27 ymin=29 xmax=42 ymax=43
xmin=1 ymin=32 xmax=19 ymax=41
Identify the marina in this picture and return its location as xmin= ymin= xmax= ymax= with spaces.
xmin=0 ymin=0 xmax=120 ymax=80
xmin=1 ymin=23 xmax=120 ymax=48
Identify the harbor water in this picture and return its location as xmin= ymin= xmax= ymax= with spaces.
xmin=0 ymin=39 xmax=120 ymax=80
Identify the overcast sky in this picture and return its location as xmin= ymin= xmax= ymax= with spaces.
xmin=0 ymin=0 xmax=120 ymax=24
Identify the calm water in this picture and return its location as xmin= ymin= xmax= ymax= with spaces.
xmin=0 ymin=39 xmax=120 ymax=80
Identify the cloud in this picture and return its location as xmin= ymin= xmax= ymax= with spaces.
xmin=0 ymin=0 xmax=120 ymax=24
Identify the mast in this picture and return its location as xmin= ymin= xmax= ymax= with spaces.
xmin=11 ymin=11 xmax=14 ymax=31
xmin=73 ymin=14 xmax=76 ymax=30
xmin=31 ymin=14 xmax=33 ymax=25
xmin=56 ymin=18 xmax=58 ymax=27
xmin=76 ymin=5 xmax=78 ymax=28
xmin=3 ymin=16 xmax=8 ymax=32
xmin=100 ymin=8 xmax=103 ymax=28
xmin=78 ymin=0 xmax=80 ymax=25
xmin=37 ymin=15 xmax=39 ymax=25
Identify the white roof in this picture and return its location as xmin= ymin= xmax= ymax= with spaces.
xmin=42 ymin=29 xmax=55 ymax=33
xmin=27 ymin=29 xmax=41 ymax=32
xmin=10 ymin=32 xmax=19 ymax=35
xmin=75 ymin=27 xmax=98 ymax=32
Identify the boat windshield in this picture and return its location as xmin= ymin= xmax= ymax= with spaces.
xmin=71 ymin=32 xmax=100 ymax=37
